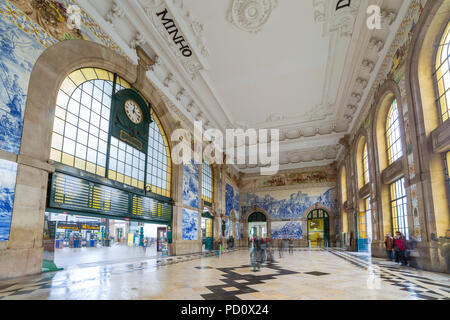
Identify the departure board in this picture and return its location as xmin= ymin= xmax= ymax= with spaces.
xmin=49 ymin=172 xmax=172 ymax=224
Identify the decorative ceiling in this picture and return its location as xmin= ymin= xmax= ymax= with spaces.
xmin=79 ymin=0 xmax=408 ymax=173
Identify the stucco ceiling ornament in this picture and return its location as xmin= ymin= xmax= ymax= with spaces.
xmin=226 ymin=0 xmax=278 ymax=34
xmin=313 ymin=0 xmax=361 ymax=37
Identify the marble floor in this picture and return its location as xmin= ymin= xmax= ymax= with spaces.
xmin=54 ymin=243 xmax=160 ymax=269
xmin=0 ymin=249 xmax=449 ymax=300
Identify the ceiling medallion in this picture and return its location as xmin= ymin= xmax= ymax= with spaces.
xmin=227 ymin=0 xmax=278 ymax=33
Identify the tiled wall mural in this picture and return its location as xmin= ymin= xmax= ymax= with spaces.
xmin=183 ymin=160 xmax=199 ymax=209
xmin=271 ymin=221 xmax=303 ymax=240
xmin=240 ymin=170 xmax=337 ymax=190
xmin=241 ymin=187 xmax=337 ymax=220
xmin=0 ymin=159 xmax=18 ymax=241
xmin=235 ymin=222 xmax=239 ymax=240
xmin=0 ymin=2 xmax=46 ymax=154
xmin=225 ymin=183 xmax=239 ymax=218
xmin=181 ymin=208 xmax=198 ymax=241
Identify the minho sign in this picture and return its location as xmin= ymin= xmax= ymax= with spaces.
xmin=156 ymin=8 xmax=193 ymax=57
xmin=336 ymin=0 xmax=351 ymax=11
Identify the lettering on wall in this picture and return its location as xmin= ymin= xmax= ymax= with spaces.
xmin=336 ymin=0 xmax=351 ymax=11
xmin=156 ymin=8 xmax=192 ymax=57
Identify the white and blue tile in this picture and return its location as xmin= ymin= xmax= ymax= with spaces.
xmin=225 ymin=184 xmax=239 ymax=217
xmin=181 ymin=208 xmax=198 ymax=241
xmin=0 ymin=159 xmax=17 ymax=241
xmin=183 ymin=160 xmax=199 ymax=209
xmin=271 ymin=221 xmax=303 ymax=240
xmin=0 ymin=7 xmax=45 ymax=154
xmin=242 ymin=188 xmax=337 ymax=220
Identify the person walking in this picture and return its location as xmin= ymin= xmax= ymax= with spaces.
xmin=266 ymin=239 xmax=275 ymax=264
xmin=384 ymin=233 xmax=394 ymax=261
xmin=278 ymin=239 xmax=283 ymax=258
xmin=260 ymin=237 xmax=267 ymax=264
xmin=288 ymin=239 xmax=294 ymax=255
xmin=282 ymin=238 xmax=288 ymax=255
xmin=393 ymin=231 xmax=407 ymax=266
xmin=251 ymin=240 xmax=262 ymax=272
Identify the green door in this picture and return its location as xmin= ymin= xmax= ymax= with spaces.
xmin=202 ymin=212 xmax=214 ymax=251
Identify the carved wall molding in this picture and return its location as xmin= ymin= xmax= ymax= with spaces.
xmin=431 ymin=120 xmax=450 ymax=153
xmin=313 ymin=0 xmax=361 ymax=37
xmin=381 ymin=158 xmax=405 ymax=185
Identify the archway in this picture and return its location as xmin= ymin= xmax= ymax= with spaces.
xmin=307 ymin=209 xmax=330 ymax=247
xmin=243 ymin=207 xmax=271 ymax=246
xmin=248 ymin=212 xmax=267 ymax=242
xmin=3 ymin=40 xmax=180 ymax=277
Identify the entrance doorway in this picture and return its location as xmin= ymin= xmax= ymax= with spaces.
xmin=45 ymin=211 xmax=168 ymax=268
xmin=248 ymin=212 xmax=267 ymax=245
xmin=307 ymin=209 xmax=330 ymax=247
xmin=201 ymin=212 xmax=214 ymax=251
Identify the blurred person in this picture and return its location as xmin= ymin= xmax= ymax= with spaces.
xmin=266 ymin=239 xmax=275 ymax=264
xmin=260 ymin=237 xmax=267 ymax=264
xmin=278 ymin=239 xmax=283 ymax=258
xmin=439 ymin=229 xmax=450 ymax=273
xmin=250 ymin=239 xmax=262 ymax=272
xmin=393 ymin=231 xmax=407 ymax=266
xmin=288 ymin=238 xmax=294 ymax=255
xmin=282 ymin=238 xmax=288 ymax=254
xmin=385 ymin=233 xmax=394 ymax=261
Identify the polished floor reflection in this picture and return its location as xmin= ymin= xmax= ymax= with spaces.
xmin=0 ymin=249 xmax=449 ymax=300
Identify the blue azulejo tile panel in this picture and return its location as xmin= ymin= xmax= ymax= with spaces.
xmin=235 ymin=222 xmax=239 ymax=240
xmin=225 ymin=183 xmax=239 ymax=217
xmin=271 ymin=221 xmax=303 ymax=240
xmin=242 ymin=187 xmax=337 ymax=220
xmin=183 ymin=161 xmax=199 ymax=208
xmin=0 ymin=159 xmax=18 ymax=241
xmin=0 ymin=8 xmax=45 ymax=154
xmin=182 ymin=208 xmax=198 ymax=241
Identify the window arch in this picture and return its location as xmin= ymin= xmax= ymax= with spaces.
xmin=146 ymin=109 xmax=172 ymax=198
xmin=340 ymin=166 xmax=347 ymax=204
xmin=386 ymin=99 xmax=404 ymax=165
xmin=362 ymin=143 xmax=370 ymax=185
xmin=435 ymin=21 xmax=450 ymax=123
xmin=50 ymin=67 xmax=171 ymax=198
xmin=202 ymin=161 xmax=214 ymax=204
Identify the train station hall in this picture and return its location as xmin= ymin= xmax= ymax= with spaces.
xmin=0 ymin=0 xmax=449 ymax=302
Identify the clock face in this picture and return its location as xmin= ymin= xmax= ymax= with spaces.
xmin=124 ymin=100 xmax=143 ymax=124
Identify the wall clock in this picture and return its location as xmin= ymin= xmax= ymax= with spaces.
xmin=111 ymin=88 xmax=152 ymax=152
xmin=124 ymin=99 xmax=143 ymax=124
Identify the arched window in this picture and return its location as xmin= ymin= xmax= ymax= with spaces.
xmin=50 ymin=67 xmax=171 ymax=198
xmin=390 ymin=177 xmax=409 ymax=239
xmin=341 ymin=166 xmax=347 ymax=204
xmin=201 ymin=161 xmax=213 ymax=204
xmin=435 ymin=21 xmax=450 ymax=122
xmin=386 ymin=99 xmax=403 ymax=165
xmin=445 ymin=151 xmax=450 ymax=197
xmin=362 ymin=143 xmax=370 ymax=185
xmin=146 ymin=109 xmax=171 ymax=198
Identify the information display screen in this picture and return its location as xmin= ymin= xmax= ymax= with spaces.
xmin=49 ymin=172 xmax=172 ymax=224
